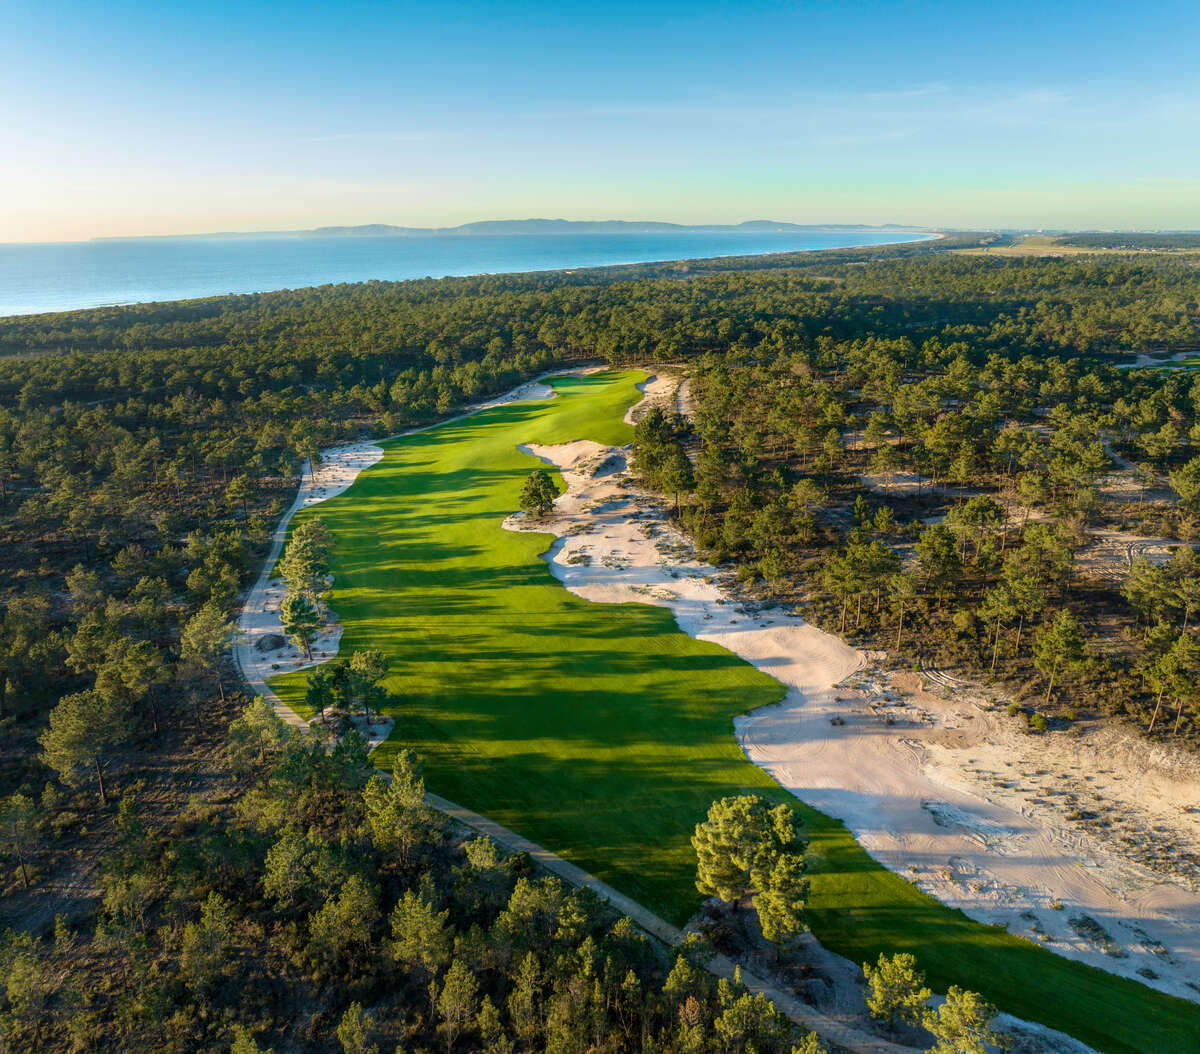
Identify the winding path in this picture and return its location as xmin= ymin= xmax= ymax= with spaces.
xmin=428 ymin=791 xmax=920 ymax=1054
xmin=232 ymin=454 xmax=321 ymax=729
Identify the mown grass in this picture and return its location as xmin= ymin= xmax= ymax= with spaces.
xmin=270 ymin=370 xmax=1200 ymax=1054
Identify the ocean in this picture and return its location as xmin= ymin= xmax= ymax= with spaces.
xmin=0 ymin=230 xmax=930 ymax=318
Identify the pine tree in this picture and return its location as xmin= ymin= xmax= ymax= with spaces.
xmin=348 ymin=648 xmax=390 ymax=720
xmin=180 ymin=602 xmax=232 ymax=701
xmin=281 ymin=593 xmax=320 ymax=660
xmin=754 ymin=852 xmax=809 ymax=952
xmin=661 ymin=443 xmax=695 ymax=516
xmin=278 ymin=516 xmax=333 ymax=611
xmin=1033 ymin=610 xmax=1086 ymax=704
xmin=924 ymin=986 xmax=1007 ymax=1054
xmin=365 ymin=751 xmax=440 ymax=867
xmin=863 ymin=952 xmax=931 ymax=1031
xmin=0 ymin=793 xmax=39 ymax=888
xmin=979 ymin=585 xmax=1018 ymax=673
xmin=439 ymin=959 xmax=479 ymax=1052
xmin=225 ymin=472 xmax=253 ymax=519
xmin=336 ymin=1002 xmax=379 ymax=1054
xmin=888 ymin=572 xmax=919 ymax=652
xmin=307 ymin=875 xmax=378 ymax=979
xmin=915 ymin=524 xmax=962 ymax=606
xmin=507 ymin=952 xmax=543 ymax=1047
xmin=1159 ymin=631 xmax=1200 ymax=735
xmin=226 ymin=696 xmax=291 ymax=774
xmin=691 ymin=795 xmax=802 ymax=911
xmin=519 ymin=469 xmax=558 ymax=516
xmin=476 ymin=995 xmax=514 ymax=1054
xmin=389 ymin=887 xmax=452 ymax=981
xmin=38 ymin=689 xmax=131 ymax=804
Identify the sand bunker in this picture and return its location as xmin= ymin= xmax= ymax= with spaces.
xmin=234 ymin=440 xmax=391 ymax=743
xmin=624 ymin=372 xmax=684 ymax=425
xmin=506 ymin=382 xmax=1200 ymax=1004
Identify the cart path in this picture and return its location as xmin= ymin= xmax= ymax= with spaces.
xmin=428 ymin=790 xmax=921 ymax=1054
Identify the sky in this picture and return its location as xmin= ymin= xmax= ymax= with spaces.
xmin=2 ymin=0 xmax=1199 ymax=241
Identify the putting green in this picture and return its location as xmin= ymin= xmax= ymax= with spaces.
xmin=271 ymin=370 xmax=1200 ymax=1054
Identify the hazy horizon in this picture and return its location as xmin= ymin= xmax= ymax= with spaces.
xmin=0 ymin=228 xmax=932 ymax=316
xmin=8 ymin=219 xmax=1200 ymax=249
xmin=3 ymin=0 xmax=1199 ymax=241
xmin=5 ymin=218 xmax=938 ymax=247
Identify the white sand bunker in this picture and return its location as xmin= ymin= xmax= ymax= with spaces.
xmin=505 ymin=381 xmax=1200 ymax=1004
xmin=624 ymin=372 xmax=684 ymax=425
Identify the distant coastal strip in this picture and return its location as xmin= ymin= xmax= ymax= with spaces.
xmin=0 ymin=228 xmax=933 ymax=317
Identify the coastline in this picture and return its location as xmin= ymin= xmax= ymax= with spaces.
xmin=0 ymin=230 xmax=936 ymax=319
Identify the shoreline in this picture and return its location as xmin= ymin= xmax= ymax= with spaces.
xmin=0 ymin=232 xmax=935 ymax=319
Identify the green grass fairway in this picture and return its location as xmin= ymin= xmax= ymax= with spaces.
xmin=270 ymin=370 xmax=1200 ymax=1054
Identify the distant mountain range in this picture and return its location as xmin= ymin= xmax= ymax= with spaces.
xmin=97 ymin=219 xmax=931 ymax=241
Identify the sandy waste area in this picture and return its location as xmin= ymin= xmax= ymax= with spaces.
xmin=506 ymin=375 xmax=1200 ymax=1006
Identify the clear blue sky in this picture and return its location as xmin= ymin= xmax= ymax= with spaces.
xmin=2 ymin=0 xmax=1198 ymax=240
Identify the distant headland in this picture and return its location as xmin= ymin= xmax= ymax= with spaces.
xmin=95 ymin=218 xmax=932 ymax=241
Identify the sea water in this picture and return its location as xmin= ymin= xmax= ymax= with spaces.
xmin=0 ymin=230 xmax=930 ymax=317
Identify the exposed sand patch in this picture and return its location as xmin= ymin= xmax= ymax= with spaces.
xmin=624 ymin=372 xmax=683 ymax=425
xmin=748 ymin=664 xmax=1200 ymax=1000
xmin=1098 ymin=472 xmax=1176 ymax=505
xmin=1099 ymin=439 xmax=1176 ymax=503
xmin=1075 ymin=528 xmax=1180 ymax=581
xmin=858 ymin=471 xmax=932 ymax=497
xmin=676 ymin=376 xmax=694 ymax=417
xmin=505 ymin=414 xmax=1200 ymax=1003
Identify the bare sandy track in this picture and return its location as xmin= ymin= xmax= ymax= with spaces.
xmin=505 ymin=376 xmax=1200 ymax=1005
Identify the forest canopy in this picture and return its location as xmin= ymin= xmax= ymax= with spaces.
xmin=2 ymin=238 xmax=1200 ymax=1049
